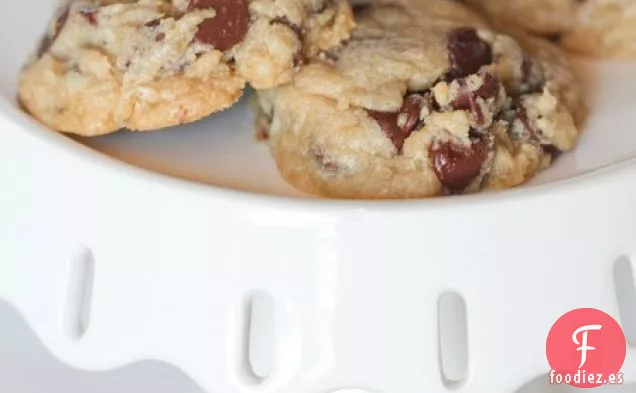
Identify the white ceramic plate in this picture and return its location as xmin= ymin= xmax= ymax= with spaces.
xmin=71 ymin=60 xmax=636 ymax=198
xmin=2 ymin=3 xmax=636 ymax=393
xmin=0 ymin=302 xmax=633 ymax=393
xmin=4 ymin=1 xmax=636 ymax=199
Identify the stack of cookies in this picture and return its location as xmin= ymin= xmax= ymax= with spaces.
xmin=18 ymin=0 xmax=632 ymax=199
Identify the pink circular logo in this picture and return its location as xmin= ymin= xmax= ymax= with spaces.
xmin=546 ymin=308 xmax=626 ymax=388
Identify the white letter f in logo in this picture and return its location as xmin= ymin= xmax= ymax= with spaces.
xmin=573 ymin=324 xmax=602 ymax=369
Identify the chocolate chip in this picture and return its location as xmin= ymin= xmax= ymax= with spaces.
xmin=450 ymin=83 xmax=475 ymax=110
xmin=38 ymin=6 xmax=70 ymax=57
xmin=429 ymin=135 xmax=491 ymax=193
xmin=145 ymin=19 xmax=162 ymax=27
xmin=269 ymin=16 xmax=303 ymax=41
xmin=542 ymin=144 xmax=561 ymax=161
xmin=501 ymin=101 xmax=540 ymax=142
xmin=367 ymin=94 xmax=428 ymax=152
xmin=79 ymin=8 xmax=98 ymax=26
xmin=518 ymin=53 xmax=544 ymax=94
xmin=188 ymin=0 xmax=250 ymax=51
xmin=367 ymin=111 xmax=401 ymax=148
xmin=155 ymin=32 xmax=166 ymax=41
xmin=515 ymin=104 xmax=538 ymax=140
xmin=401 ymin=95 xmax=424 ymax=134
xmin=474 ymin=73 xmax=500 ymax=100
xmin=446 ymin=27 xmax=492 ymax=80
xmin=451 ymin=74 xmax=501 ymax=128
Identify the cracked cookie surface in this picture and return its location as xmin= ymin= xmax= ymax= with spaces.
xmin=19 ymin=0 xmax=354 ymax=135
xmin=462 ymin=0 xmax=636 ymax=59
xmin=256 ymin=0 xmax=584 ymax=199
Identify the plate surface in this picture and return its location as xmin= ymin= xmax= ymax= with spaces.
xmin=3 ymin=1 xmax=636 ymax=199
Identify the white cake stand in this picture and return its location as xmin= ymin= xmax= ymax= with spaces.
xmin=1 ymin=2 xmax=635 ymax=393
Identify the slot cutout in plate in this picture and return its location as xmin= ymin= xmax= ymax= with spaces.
xmin=438 ymin=291 xmax=469 ymax=388
xmin=238 ymin=291 xmax=276 ymax=384
xmin=248 ymin=291 xmax=276 ymax=379
xmin=62 ymin=247 xmax=95 ymax=340
xmin=613 ymin=256 xmax=636 ymax=345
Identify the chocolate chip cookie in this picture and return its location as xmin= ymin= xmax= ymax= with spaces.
xmin=19 ymin=0 xmax=354 ymax=136
xmin=462 ymin=0 xmax=636 ymax=59
xmin=256 ymin=0 xmax=584 ymax=199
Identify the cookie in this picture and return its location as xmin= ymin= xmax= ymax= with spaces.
xmin=462 ymin=0 xmax=636 ymax=59
xmin=256 ymin=0 xmax=583 ymax=199
xmin=19 ymin=0 xmax=354 ymax=136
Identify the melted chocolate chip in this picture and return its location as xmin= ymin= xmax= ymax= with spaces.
xmin=145 ymin=19 xmax=162 ymax=27
xmin=188 ymin=0 xmax=250 ymax=51
xmin=79 ymin=8 xmax=98 ymax=25
xmin=155 ymin=32 xmax=166 ymax=42
xmin=401 ymin=95 xmax=424 ymax=133
xmin=451 ymin=80 xmax=478 ymax=112
xmin=500 ymin=100 xmax=541 ymax=143
xmin=367 ymin=111 xmax=402 ymax=148
xmin=429 ymin=135 xmax=491 ymax=194
xmin=542 ymin=144 xmax=561 ymax=161
xmin=367 ymin=94 xmax=428 ymax=152
xmin=474 ymin=73 xmax=500 ymax=100
xmin=446 ymin=27 xmax=492 ymax=80
xmin=472 ymin=104 xmax=485 ymax=127
xmin=449 ymin=86 xmax=472 ymax=109
xmin=515 ymin=104 xmax=538 ymax=140
xmin=38 ymin=6 xmax=70 ymax=57
xmin=450 ymin=74 xmax=501 ymax=128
